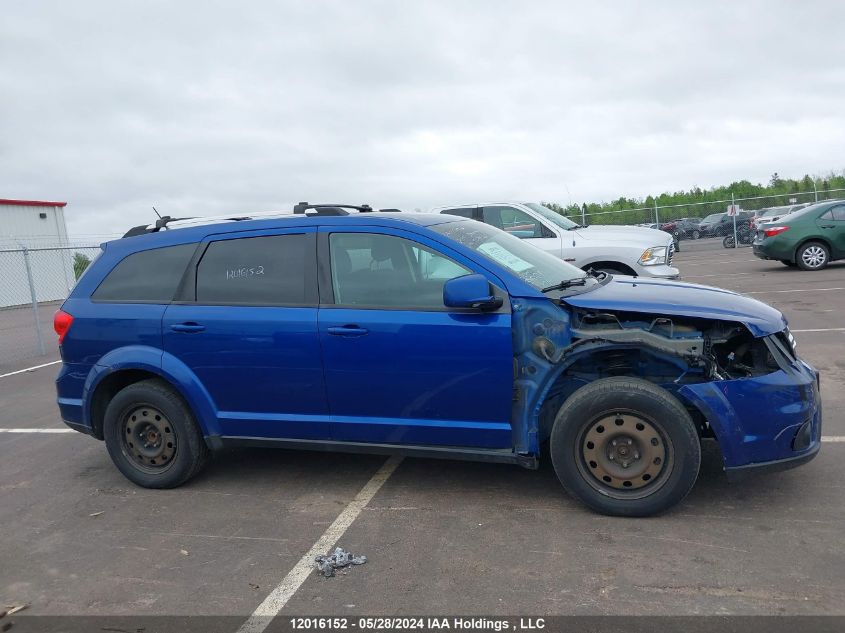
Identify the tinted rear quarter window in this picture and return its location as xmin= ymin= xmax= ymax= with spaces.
xmin=92 ymin=243 xmax=196 ymax=302
xmin=196 ymin=234 xmax=311 ymax=305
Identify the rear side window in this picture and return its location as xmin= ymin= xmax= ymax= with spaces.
xmin=196 ymin=234 xmax=312 ymax=305
xmin=92 ymin=244 xmax=195 ymax=302
xmin=821 ymin=206 xmax=845 ymax=221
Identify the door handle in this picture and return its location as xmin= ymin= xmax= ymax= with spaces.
xmin=170 ymin=323 xmax=206 ymax=333
xmin=327 ymin=325 xmax=369 ymax=337
xmin=820 ymin=225 xmax=835 ymax=229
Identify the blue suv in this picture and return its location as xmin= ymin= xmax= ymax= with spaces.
xmin=55 ymin=204 xmax=822 ymax=516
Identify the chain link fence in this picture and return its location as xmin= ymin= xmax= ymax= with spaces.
xmin=0 ymin=245 xmax=101 ymax=369
xmin=578 ymin=188 xmax=845 ymax=251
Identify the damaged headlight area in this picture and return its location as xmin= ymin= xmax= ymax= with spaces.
xmin=638 ymin=245 xmax=669 ymax=266
xmin=536 ymin=309 xmax=795 ymax=383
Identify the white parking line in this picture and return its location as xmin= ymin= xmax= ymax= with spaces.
xmin=0 ymin=360 xmax=61 ymax=379
xmin=676 ymin=259 xmax=759 ymax=267
xmin=745 ymin=287 xmax=845 ymax=295
xmin=0 ymin=428 xmax=74 ymax=433
xmin=791 ymin=328 xmax=845 ymax=333
xmin=824 ymin=437 xmax=845 ymax=442
xmin=683 ymin=272 xmax=753 ymax=278
xmin=236 ymin=455 xmax=404 ymax=633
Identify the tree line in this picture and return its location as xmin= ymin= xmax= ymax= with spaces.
xmin=544 ymin=170 xmax=845 ymax=225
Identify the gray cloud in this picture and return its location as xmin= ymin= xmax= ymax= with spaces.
xmin=2 ymin=0 xmax=844 ymax=239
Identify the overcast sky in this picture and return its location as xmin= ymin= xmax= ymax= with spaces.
xmin=2 ymin=0 xmax=844 ymax=240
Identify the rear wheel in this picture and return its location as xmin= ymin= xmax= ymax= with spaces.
xmin=796 ymin=242 xmax=829 ymax=271
xmin=104 ymin=379 xmax=209 ymax=488
xmin=550 ymin=377 xmax=701 ymax=517
xmin=691 ymin=230 xmax=700 ymax=240
xmin=723 ymin=235 xmax=735 ymax=248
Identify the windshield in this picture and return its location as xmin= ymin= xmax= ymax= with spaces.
xmin=432 ymin=219 xmax=592 ymax=293
xmin=524 ymin=203 xmax=579 ymax=229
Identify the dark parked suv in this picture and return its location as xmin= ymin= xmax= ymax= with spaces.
xmin=54 ymin=204 xmax=821 ymax=516
xmin=698 ymin=212 xmax=753 ymax=238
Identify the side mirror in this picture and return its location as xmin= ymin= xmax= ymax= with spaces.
xmin=443 ymin=274 xmax=503 ymax=311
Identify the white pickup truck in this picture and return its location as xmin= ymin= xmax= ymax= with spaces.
xmin=429 ymin=202 xmax=679 ymax=279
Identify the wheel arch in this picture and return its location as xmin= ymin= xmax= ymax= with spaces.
xmin=792 ymin=235 xmax=833 ymax=262
xmin=793 ymin=236 xmax=833 ymax=262
xmin=531 ymin=344 xmax=706 ymax=444
xmin=581 ymin=261 xmax=637 ymax=276
xmin=83 ymin=348 xmax=219 ymax=440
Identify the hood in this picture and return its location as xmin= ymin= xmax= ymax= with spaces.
xmin=563 ymin=277 xmax=786 ymax=337
xmin=575 ymin=225 xmax=671 ymax=245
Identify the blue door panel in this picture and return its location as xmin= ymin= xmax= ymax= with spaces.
xmin=163 ymin=304 xmax=330 ymax=439
xmin=319 ymin=308 xmax=513 ymax=447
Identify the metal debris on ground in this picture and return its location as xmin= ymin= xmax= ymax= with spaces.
xmin=315 ymin=547 xmax=367 ymax=577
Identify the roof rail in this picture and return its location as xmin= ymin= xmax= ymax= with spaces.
xmin=120 ymin=203 xmax=406 ymax=238
xmin=122 ymin=216 xmax=196 ymax=238
xmin=293 ymin=202 xmax=373 ymax=215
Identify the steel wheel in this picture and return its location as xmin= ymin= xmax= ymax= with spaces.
xmin=121 ymin=405 xmax=177 ymax=473
xmin=576 ymin=411 xmax=673 ymax=500
xmin=800 ymin=244 xmax=827 ymax=269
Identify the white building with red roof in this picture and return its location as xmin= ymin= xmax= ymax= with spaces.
xmin=1 ymin=198 xmax=78 ymax=307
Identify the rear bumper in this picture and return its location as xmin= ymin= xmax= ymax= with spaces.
xmin=63 ymin=420 xmax=97 ymax=437
xmin=753 ymin=240 xmax=791 ymax=261
xmin=752 ymin=244 xmax=771 ymax=259
xmin=56 ymin=362 xmax=93 ymax=436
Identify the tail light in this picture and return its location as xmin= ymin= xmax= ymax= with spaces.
xmin=763 ymin=226 xmax=790 ymax=238
xmin=53 ymin=310 xmax=74 ymax=345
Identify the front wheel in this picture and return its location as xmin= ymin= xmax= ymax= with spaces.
xmin=104 ymin=379 xmax=209 ymax=488
xmin=550 ymin=377 xmax=701 ymax=517
xmin=691 ymin=230 xmax=700 ymax=240
xmin=723 ymin=235 xmax=735 ymax=248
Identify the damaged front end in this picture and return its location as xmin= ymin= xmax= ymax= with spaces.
xmin=512 ymin=296 xmax=821 ymax=475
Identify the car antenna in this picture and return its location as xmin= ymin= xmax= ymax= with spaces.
xmin=151 ymin=206 xmax=176 ymax=231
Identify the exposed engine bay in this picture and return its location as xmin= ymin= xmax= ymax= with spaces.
xmin=532 ymin=308 xmax=790 ymax=383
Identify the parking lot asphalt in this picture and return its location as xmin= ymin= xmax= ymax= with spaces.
xmin=1 ymin=237 xmax=844 ymax=622
xmin=0 ymin=301 xmax=62 ymax=373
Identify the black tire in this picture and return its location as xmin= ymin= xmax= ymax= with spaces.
xmin=795 ymin=241 xmax=830 ymax=271
xmin=549 ymin=377 xmax=701 ymax=517
xmin=723 ymin=235 xmax=735 ymax=248
xmin=780 ymin=260 xmax=797 ymax=267
xmin=104 ymin=379 xmax=209 ymax=488
xmin=691 ymin=230 xmax=700 ymax=240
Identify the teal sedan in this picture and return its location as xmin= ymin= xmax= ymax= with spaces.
xmin=753 ymin=199 xmax=845 ymax=270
